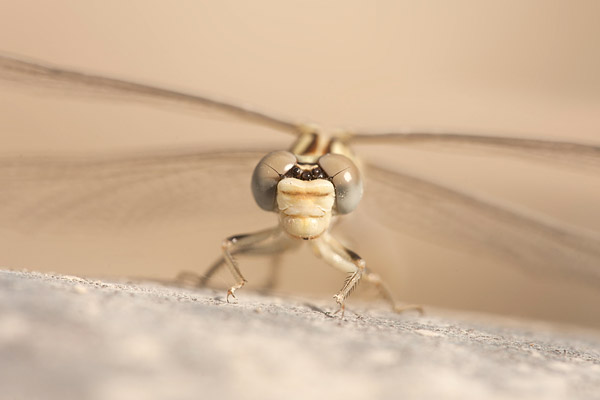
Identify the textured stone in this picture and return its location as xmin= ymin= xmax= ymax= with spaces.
xmin=1 ymin=270 xmax=599 ymax=400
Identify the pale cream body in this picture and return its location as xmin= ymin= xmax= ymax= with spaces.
xmin=276 ymin=177 xmax=335 ymax=239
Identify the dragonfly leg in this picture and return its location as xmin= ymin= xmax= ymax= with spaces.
xmin=176 ymin=257 xmax=224 ymax=287
xmin=362 ymin=273 xmax=423 ymax=314
xmin=311 ymin=232 xmax=366 ymax=315
xmin=221 ymin=226 xmax=284 ymax=302
xmin=261 ymin=253 xmax=284 ymax=293
xmin=312 ymin=232 xmax=423 ymax=315
xmin=181 ymin=228 xmax=296 ymax=291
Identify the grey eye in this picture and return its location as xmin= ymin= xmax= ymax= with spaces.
xmin=251 ymin=151 xmax=297 ymax=211
xmin=318 ymin=154 xmax=363 ymax=214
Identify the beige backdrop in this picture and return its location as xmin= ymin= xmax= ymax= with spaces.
xmin=1 ymin=1 xmax=599 ymax=328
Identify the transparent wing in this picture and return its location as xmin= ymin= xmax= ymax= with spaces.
xmin=0 ymin=53 xmax=302 ymax=136
xmin=363 ymin=162 xmax=600 ymax=287
xmin=3 ymin=146 xmax=600 ymax=287
xmin=348 ymin=132 xmax=600 ymax=170
xmin=0 ymin=148 xmax=269 ymax=232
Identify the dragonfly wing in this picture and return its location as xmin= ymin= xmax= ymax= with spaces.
xmin=0 ymin=53 xmax=302 ymax=136
xmin=362 ymin=162 xmax=600 ymax=287
xmin=0 ymin=148 xmax=272 ymax=232
xmin=348 ymin=132 xmax=600 ymax=171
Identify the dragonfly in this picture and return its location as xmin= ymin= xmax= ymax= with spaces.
xmin=1 ymin=53 xmax=600 ymax=315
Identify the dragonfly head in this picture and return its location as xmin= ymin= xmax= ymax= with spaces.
xmin=251 ymin=151 xmax=363 ymax=239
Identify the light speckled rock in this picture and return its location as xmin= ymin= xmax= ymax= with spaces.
xmin=1 ymin=269 xmax=599 ymax=400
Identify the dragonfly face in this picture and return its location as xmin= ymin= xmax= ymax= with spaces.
xmin=251 ymin=132 xmax=363 ymax=239
xmin=275 ymin=177 xmax=335 ymax=240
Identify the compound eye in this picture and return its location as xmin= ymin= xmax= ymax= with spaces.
xmin=318 ymin=154 xmax=363 ymax=214
xmin=251 ymin=151 xmax=297 ymax=211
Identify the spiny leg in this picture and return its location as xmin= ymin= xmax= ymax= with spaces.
xmin=221 ymin=226 xmax=285 ymax=302
xmin=179 ymin=229 xmax=297 ymax=291
xmin=363 ymin=272 xmax=423 ymax=314
xmin=176 ymin=257 xmax=224 ymax=287
xmin=177 ymin=227 xmax=291 ymax=287
xmin=311 ymin=233 xmax=366 ymax=316
xmin=199 ymin=252 xmax=285 ymax=295
xmin=260 ymin=253 xmax=284 ymax=294
xmin=312 ymin=232 xmax=422 ymax=315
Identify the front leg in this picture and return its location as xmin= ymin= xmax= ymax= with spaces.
xmin=311 ymin=232 xmax=422 ymax=315
xmin=178 ymin=228 xmax=297 ymax=289
xmin=311 ymin=233 xmax=366 ymax=315
xmin=221 ymin=226 xmax=282 ymax=302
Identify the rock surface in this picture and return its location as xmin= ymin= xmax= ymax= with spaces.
xmin=1 ymin=269 xmax=599 ymax=400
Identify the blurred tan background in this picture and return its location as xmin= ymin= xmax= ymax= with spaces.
xmin=0 ymin=1 xmax=599 ymax=327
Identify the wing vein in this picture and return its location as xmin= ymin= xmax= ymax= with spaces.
xmin=364 ymin=162 xmax=600 ymax=286
xmin=0 ymin=53 xmax=302 ymax=136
